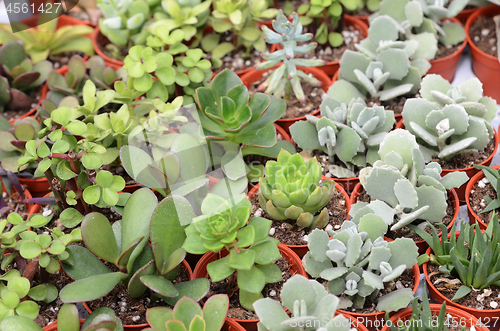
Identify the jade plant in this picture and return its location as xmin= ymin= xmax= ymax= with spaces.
xmin=0 ymin=41 xmax=52 ymax=113
xmin=258 ymin=149 xmax=337 ymax=229
xmin=290 ymin=97 xmax=395 ymax=178
xmin=60 ymin=189 xmax=209 ymax=305
xmin=413 ymin=214 xmax=500 ymax=301
xmin=0 ymin=15 xmax=94 ymax=64
xmin=303 ymin=221 xmax=419 ymax=311
xmin=329 ymin=15 xmax=430 ymax=105
xmin=145 ymin=294 xmax=229 ymax=331
xmin=376 ymin=0 xmax=467 ymax=54
xmin=296 ymin=0 xmax=360 ymax=47
xmin=202 ymin=0 xmax=278 ymax=68
xmin=255 ymin=11 xmax=324 ymax=104
xmin=402 ymin=76 xmax=495 ymax=160
xmin=254 ymin=275 xmax=354 ymax=331
xmin=350 ymin=129 xmax=468 ymax=233
xmin=474 ymin=164 xmax=500 ymax=214
xmin=183 ymin=193 xmax=282 ymax=310
xmin=56 ymin=303 xmax=124 ymax=331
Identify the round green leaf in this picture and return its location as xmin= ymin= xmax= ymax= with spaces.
xmin=20 ymin=241 xmax=42 ymax=259
xmin=36 ymin=143 xmax=50 ymax=158
xmin=102 ymin=187 xmax=119 ymax=206
xmin=2 ymin=291 xmax=19 ymax=309
xmin=35 ymin=234 xmax=51 ymax=249
xmin=175 ymin=73 xmax=189 ymax=87
xmin=0 ymin=132 xmax=19 ymax=152
xmin=196 ymin=59 xmax=212 ymax=70
xmin=82 ymin=152 xmax=103 ymax=170
xmin=60 ymin=208 xmax=84 ymax=228
xmin=15 ymin=300 xmax=39 ymax=319
xmin=96 ymin=170 xmax=113 ymax=187
xmin=156 ymin=67 xmax=176 ymax=86
xmin=188 ymin=67 xmax=204 ymax=83
xmin=14 ymin=122 xmax=35 ymax=141
xmin=83 ymin=185 xmax=101 ymax=205
xmin=128 ymin=62 xmax=145 ymax=78
xmin=51 ymin=140 xmax=70 ymax=154
xmin=7 ymin=277 xmax=30 ymax=298
xmin=66 ymin=121 xmax=87 ymax=136
xmin=109 ymin=176 xmax=125 ymax=191
xmin=133 ymin=73 xmax=153 ymax=91
xmin=50 ymin=107 xmax=71 ymax=127
xmin=143 ymin=56 xmax=158 ymax=73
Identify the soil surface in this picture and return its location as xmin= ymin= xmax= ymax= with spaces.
xmin=349 ymin=7 xmax=373 ymax=18
xmin=248 ymin=75 xmax=325 ymax=119
xmin=434 ymin=41 xmax=463 ymax=60
xmin=469 ymin=16 xmax=498 ymax=57
xmin=2 ymin=189 xmax=30 ymax=220
xmin=97 ymin=31 xmax=128 ymax=62
xmin=428 ymin=263 xmax=500 ymax=311
xmin=366 ymin=93 xmax=419 ymax=116
xmin=206 ymin=256 xmax=293 ymax=320
xmin=469 ymin=177 xmax=498 ymax=225
xmin=34 ymin=270 xmax=71 ymax=327
xmin=212 ymin=37 xmax=270 ymax=74
xmin=250 ymin=187 xmax=348 ymax=245
xmin=86 ymin=263 xmax=189 ymax=325
xmin=49 ymin=52 xmax=86 ymax=70
xmin=431 ymin=138 xmax=495 ymax=170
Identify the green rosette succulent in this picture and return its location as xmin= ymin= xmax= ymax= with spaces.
xmin=258 ymin=149 xmax=336 ymax=229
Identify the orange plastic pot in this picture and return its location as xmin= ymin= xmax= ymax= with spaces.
xmin=43 ymin=319 xmax=85 ymax=331
xmin=427 ymin=17 xmax=467 ymax=82
xmin=381 ymin=304 xmax=490 ymax=331
xmin=240 ymin=65 xmax=333 ymax=134
xmin=423 ymin=244 xmax=500 ymax=320
xmin=395 ymin=122 xmax=499 ymax=204
xmin=350 ymin=182 xmax=460 ymax=254
xmin=466 ymin=4 xmax=500 ymax=103
xmin=456 ymin=7 xmax=480 ymax=25
xmin=0 ymin=182 xmax=34 ymax=214
xmin=91 ymin=25 xmax=125 ymax=67
xmin=193 ymin=244 xmax=307 ymax=331
xmin=80 ymin=259 xmax=194 ymax=331
xmin=466 ymin=164 xmax=500 ymax=230
xmin=247 ymin=177 xmax=351 ymax=258
xmin=338 ymin=264 xmax=420 ymax=328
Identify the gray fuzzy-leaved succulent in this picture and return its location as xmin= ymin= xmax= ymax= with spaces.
xmin=290 ymin=98 xmax=395 ymax=178
xmin=302 ymin=221 xmax=418 ymax=312
xmin=402 ymin=74 xmax=496 ymax=161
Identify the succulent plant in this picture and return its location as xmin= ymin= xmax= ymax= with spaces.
xmin=57 ymin=303 xmax=124 ymax=331
xmin=402 ymin=76 xmax=495 ymax=161
xmin=60 ymin=189 xmax=210 ymax=305
xmin=350 ymin=129 xmax=468 ymax=233
xmin=254 ymin=275 xmax=354 ymax=331
xmin=303 ymin=221 xmax=419 ymax=312
xmin=0 ymin=41 xmax=52 ymax=113
xmin=258 ymin=149 xmax=336 ymax=228
xmin=414 ymin=214 xmax=500 ymax=301
xmin=290 ymin=97 xmax=395 ymax=178
xmin=183 ymin=193 xmax=282 ymax=310
xmin=328 ymin=15 xmax=430 ymax=105
xmin=0 ymin=15 xmax=94 ymax=64
xmin=376 ymin=0 xmax=467 ymax=49
xmin=202 ymin=0 xmax=277 ymax=67
xmin=145 ymin=294 xmax=229 ymax=331
xmin=255 ymin=12 xmax=324 ymax=104
xmin=474 ymin=164 xmax=500 ymax=214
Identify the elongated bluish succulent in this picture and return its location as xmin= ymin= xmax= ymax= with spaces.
xmin=303 ymin=221 xmax=418 ymax=312
xmin=255 ymin=11 xmax=325 ymax=104
xmin=258 ymin=149 xmax=336 ymax=229
xmin=290 ymin=98 xmax=395 ymax=178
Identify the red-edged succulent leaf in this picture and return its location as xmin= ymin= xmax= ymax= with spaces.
xmin=12 ymin=72 xmax=40 ymax=90
xmin=8 ymin=88 xmax=31 ymax=110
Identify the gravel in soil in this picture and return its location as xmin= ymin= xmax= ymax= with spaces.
xmin=248 ymin=74 xmax=325 ymax=119
xmin=250 ymin=188 xmax=347 ymax=246
xmin=469 ymin=177 xmax=498 ymax=225
xmin=434 ymin=40 xmax=463 ymax=59
xmin=469 ymin=16 xmax=498 ymax=57
xmin=86 ymin=263 xmax=190 ymax=325
xmin=431 ymin=138 xmax=495 ymax=170
xmin=428 ymin=263 xmax=500 ymax=311
xmin=366 ymin=93 xmax=419 ymax=116
xmin=97 ymin=31 xmax=128 ymax=62
xmin=206 ymin=256 xmax=294 ymax=320
xmin=34 ymin=270 xmax=72 ymax=327
xmin=49 ymin=52 xmax=87 ymax=70
xmin=2 ymin=189 xmax=30 ymax=220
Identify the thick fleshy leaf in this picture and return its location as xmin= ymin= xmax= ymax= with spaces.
xmin=81 ymin=212 xmax=120 ymax=264
xmin=59 ymin=272 xmax=127 ymax=303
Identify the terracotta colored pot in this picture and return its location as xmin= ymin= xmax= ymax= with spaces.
xmin=91 ymin=25 xmax=125 ymax=67
xmin=465 ymin=4 xmax=500 ymax=103
xmin=350 ymin=182 xmax=460 ymax=254
xmin=0 ymin=182 xmax=34 ymax=214
xmin=381 ymin=304 xmax=490 ymax=331
xmin=423 ymin=244 xmax=500 ymax=320
xmin=427 ymin=17 xmax=467 ymax=82
xmin=247 ymin=177 xmax=351 ymax=258
xmin=193 ymin=244 xmax=307 ymax=331
xmin=456 ymin=7 xmax=482 ymax=25
xmin=43 ymin=319 xmax=85 ymax=331
xmin=338 ymin=264 xmax=420 ymax=327
xmin=81 ymin=259 xmax=194 ymax=331
xmin=396 ymin=122 xmax=500 ymax=204
xmin=466 ymin=164 xmax=500 ymax=230
xmin=240 ymin=65 xmax=333 ymax=134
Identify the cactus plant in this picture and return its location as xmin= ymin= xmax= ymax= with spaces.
xmin=258 ymin=149 xmax=337 ymax=228
xmin=254 ymin=275 xmax=354 ymax=331
xmin=402 ymin=75 xmax=495 ymax=161
xmin=303 ymin=221 xmax=419 ymax=312
xmin=290 ymin=98 xmax=395 ymax=178
xmin=350 ymin=129 xmax=468 ymax=234
xmin=255 ymin=11 xmax=325 ymax=104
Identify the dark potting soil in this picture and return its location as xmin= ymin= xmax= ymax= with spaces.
xmin=469 ymin=16 xmax=498 ymax=57
xmin=86 ymin=263 xmax=190 ymax=325
xmin=2 ymin=85 xmax=42 ymax=121
xmin=469 ymin=178 xmax=498 ymax=225
xmin=339 ymin=269 xmax=414 ymax=314
xmin=434 ymin=41 xmax=463 ymax=60
xmin=431 ymin=138 xmax=495 ymax=170
xmin=97 ymin=31 xmax=128 ymax=62
xmin=3 ymin=189 xmax=30 ymax=220
xmin=311 ymin=149 xmax=362 ymax=179
xmin=356 ymin=189 xmax=454 ymax=241
xmin=428 ymin=263 xmax=500 ymax=311
xmin=349 ymin=7 xmax=373 ymax=18
xmin=365 ymin=93 xmax=419 ymax=116
xmin=49 ymin=52 xmax=87 ymax=70
xmin=33 ymin=270 xmax=71 ymax=327
xmin=250 ymin=187 xmax=348 ymax=245
xmin=206 ymin=256 xmax=293 ymax=320
xmin=248 ymin=75 xmax=325 ymax=119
